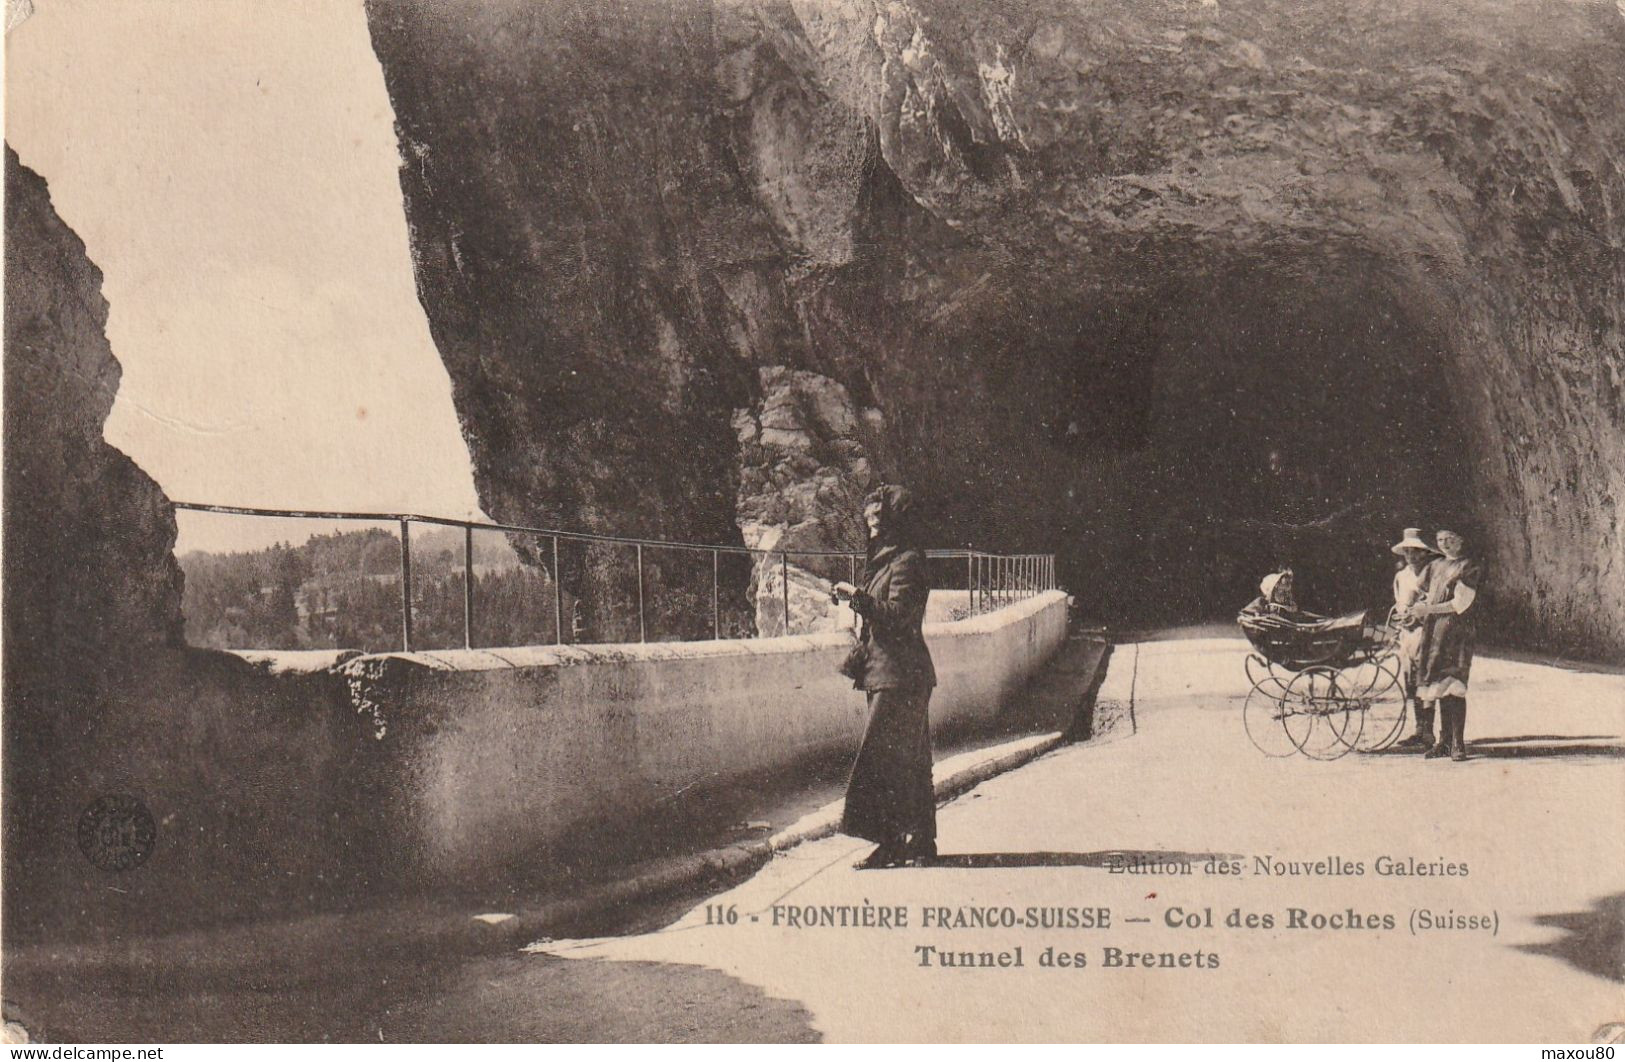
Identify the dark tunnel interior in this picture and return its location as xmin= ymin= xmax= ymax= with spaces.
xmin=907 ymin=249 xmax=1477 ymax=629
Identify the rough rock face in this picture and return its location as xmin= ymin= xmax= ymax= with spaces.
xmin=2 ymin=147 xmax=185 ymax=710
xmin=6 ymin=150 xmax=433 ymax=938
xmin=3 ymin=145 xmax=188 ymax=916
xmin=365 ymin=0 xmax=1625 ymax=656
xmin=4 ymin=148 xmax=396 ymax=936
xmin=735 ymin=366 xmax=887 ymax=633
xmin=3 ymin=147 xmax=185 ymax=669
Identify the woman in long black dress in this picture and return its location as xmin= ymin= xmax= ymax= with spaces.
xmin=831 ymin=484 xmax=938 ymax=869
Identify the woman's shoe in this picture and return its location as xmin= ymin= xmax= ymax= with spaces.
xmin=856 ymin=843 xmax=906 ymax=870
xmin=906 ymin=837 xmax=938 ymax=865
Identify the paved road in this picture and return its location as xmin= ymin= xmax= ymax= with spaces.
xmin=533 ymin=636 xmax=1625 ymax=1042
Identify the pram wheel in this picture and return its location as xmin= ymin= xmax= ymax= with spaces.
xmin=1349 ymin=657 xmax=1406 ymax=752
xmin=1240 ymin=609 xmax=1413 ymax=761
xmin=1283 ymin=667 xmax=1361 ymax=760
xmin=1243 ymin=675 xmax=1298 ymax=757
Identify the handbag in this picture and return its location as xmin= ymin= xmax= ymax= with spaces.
xmin=839 ymin=638 xmax=870 ymax=683
xmin=845 ymin=607 xmax=871 ymax=691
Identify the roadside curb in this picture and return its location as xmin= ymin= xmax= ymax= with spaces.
xmin=762 ymin=731 xmax=1068 ymax=854
xmin=502 ymin=731 xmax=1069 ymax=947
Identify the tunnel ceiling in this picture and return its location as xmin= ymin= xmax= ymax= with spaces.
xmin=363 ymin=0 xmax=1625 ymax=654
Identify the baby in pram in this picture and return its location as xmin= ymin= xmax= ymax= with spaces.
xmin=1243 ymin=570 xmax=1315 ymax=622
xmin=1240 ymin=569 xmax=1366 ymax=635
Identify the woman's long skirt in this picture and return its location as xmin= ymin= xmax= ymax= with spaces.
xmin=840 ymin=687 xmax=936 ymax=845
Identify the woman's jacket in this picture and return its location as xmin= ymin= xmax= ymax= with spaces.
xmin=851 ymin=543 xmax=938 ymax=690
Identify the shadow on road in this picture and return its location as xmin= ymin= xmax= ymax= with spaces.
xmin=1516 ymin=892 xmax=1625 ymax=984
xmin=3 ymin=895 xmax=821 ymax=1043
xmin=918 ymin=849 xmax=1241 ymax=870
xmin=1467 ymin=739 xmax=1625 ymax=760
xmin=1474 ymin=734 xmax=1619 ymax=743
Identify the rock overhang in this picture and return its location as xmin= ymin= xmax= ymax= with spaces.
xmin=362 ymin=0 xmax=1625 ymax=656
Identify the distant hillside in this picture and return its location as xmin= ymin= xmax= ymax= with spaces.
xmin=179 ymin=526 xmax=555 ymax=652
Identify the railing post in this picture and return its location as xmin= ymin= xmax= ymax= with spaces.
xmin=781 ymin=551 xmax=790 ymax=636
xmin=463 ymin=524 xmax=474 ymax=649
xmin=712 ymin=548 xmax=721 ymax=640
xmin=398 ymin=518 xmax=413 ymax=652
xmin=966 ymin=552 xmax=973 ymax=611
xmin=636 ymin=543 xmax=646 ymax=643
xmin=552 ymin=535 xmax=563 ymax=645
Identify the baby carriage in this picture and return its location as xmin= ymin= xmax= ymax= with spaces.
xmin=1237 ymin=606 xmax=1406 ymax=759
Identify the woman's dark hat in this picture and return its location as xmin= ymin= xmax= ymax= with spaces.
xmin=865 ymin=484 xmax=917 ymax=542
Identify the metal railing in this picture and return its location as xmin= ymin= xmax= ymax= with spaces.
xmin=174 ymin=502 xmax=1056 ymax=652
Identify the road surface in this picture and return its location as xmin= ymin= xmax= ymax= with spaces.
xmin=6 ymin=633 xmax=1619 ymax=1042
xmin=532 ymin=635 xmax=1625 ymax=1042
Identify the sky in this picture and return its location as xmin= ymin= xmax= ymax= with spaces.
xmin=5 ymin=0 xmax=486 ymax=554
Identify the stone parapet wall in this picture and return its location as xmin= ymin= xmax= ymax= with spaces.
xmin=341 ymin=590 xmax=1069 ymax=875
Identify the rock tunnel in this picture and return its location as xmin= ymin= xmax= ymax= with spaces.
xmin=361 ymin=0 xmax=1625 ymax=655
